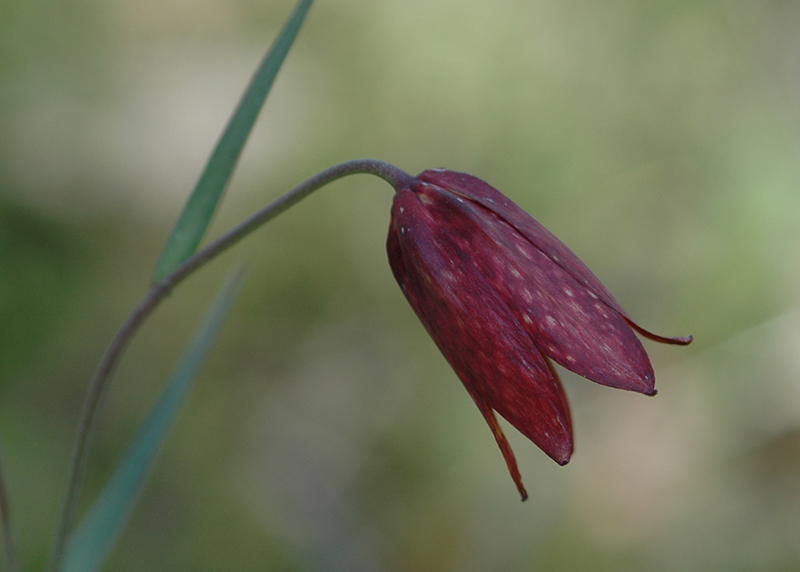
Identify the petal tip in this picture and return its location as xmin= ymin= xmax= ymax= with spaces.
xmin=625 ymin=319 xmax=694 ymax=346
xmin=551 ymin=444 xmax=572 ymax=466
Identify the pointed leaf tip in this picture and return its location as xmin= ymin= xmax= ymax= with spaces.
xmin=152 ymin=0 xmax=315 ymax=282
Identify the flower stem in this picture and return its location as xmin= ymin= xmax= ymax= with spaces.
xmin=45 ymin=158 xmax=412 ymax=572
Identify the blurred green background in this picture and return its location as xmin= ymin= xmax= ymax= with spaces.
xmin=2 ymin=0 xmax=800 ymax=570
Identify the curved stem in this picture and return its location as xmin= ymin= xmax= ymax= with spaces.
xmin=46 ymin=158 xmax=412 ymax=572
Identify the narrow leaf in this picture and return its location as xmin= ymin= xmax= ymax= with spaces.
xmin=59 ymin=269 xmax=245 ymax=572
xmin=153 ymin=0 xmax=315 ymax=282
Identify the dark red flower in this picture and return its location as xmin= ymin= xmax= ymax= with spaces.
xmin=387 ymin=168 xmax=692 ymax=500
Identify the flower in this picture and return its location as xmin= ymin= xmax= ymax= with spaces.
xmin=386 ymin=168 xmax=692 ymax=500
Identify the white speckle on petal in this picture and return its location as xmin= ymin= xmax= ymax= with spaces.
xmin=516 ymin=245 xmax=533 ymax=260
xmin=593 ymin=302 xmax=609 ymax=317
xmin=399 ymin=207 xmax=404 ymax=213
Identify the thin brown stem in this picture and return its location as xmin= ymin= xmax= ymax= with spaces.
xmin=45 ymin=158 xmax=412 ymax=572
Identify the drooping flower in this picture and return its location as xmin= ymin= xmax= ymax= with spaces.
xmin=387 ymin=168 xmax=691 ymax=500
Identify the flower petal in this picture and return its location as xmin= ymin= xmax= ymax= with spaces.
xmin=417 ymin=169 xmax=691 ymax=346
xmin=472 ymin=397 xmax=528 ymax=500
xmin=388 ymin=189 xmax=573 ymax=468
xmin=416 ymin=169 xmax=625 ymax=310
xmin=625 ymin=319 xmax=693 ymax=346
xmin=410 ymin=181 xmax=657 ymax=395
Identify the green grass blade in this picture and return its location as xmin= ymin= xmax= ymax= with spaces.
xmin=59 ymin=269 xmax=245 ymax=572
xmin=152 ymin=0 xmax=315 ymax=283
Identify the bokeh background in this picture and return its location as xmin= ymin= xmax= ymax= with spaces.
xmin=2 ymin=0 xmax=800 ymax=570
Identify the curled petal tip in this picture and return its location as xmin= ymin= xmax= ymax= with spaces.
xmin=558 ymin=458 xmax=570 ymax=467
xmin=653 ymin=333 xmax=693 ymax=346
xmin=626 ymin=319 xmax=694 ymax=346
xmin=647 ymin=388 xmax=658 ymax=397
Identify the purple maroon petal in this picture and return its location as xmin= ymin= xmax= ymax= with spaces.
xmin=416 ymin=169 xmax=626 ymax=313
xmin=417 ymin=169 xmax=691 ymax=347
xmin=472 ymin=398 xmax=529 ymax=501
xmin=625 ymin=320 xmax=693 ymax=345
xmin=387 ymin=189 xmax=573 ymax=473
xmin=409 ymin=181 xmax=658 ymax=395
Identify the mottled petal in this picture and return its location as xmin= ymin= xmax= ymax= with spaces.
xmin=388 ymin=189 xmax=573 ymax=468
xmin=417 ymin=169 xmax=626 ymax=311
xmin=416 ymin=169 xmax=691 ymax=346
xmin=411 ymin=182 xmax=657 ymax=394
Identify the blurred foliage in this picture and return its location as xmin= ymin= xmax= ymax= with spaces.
xmin=1 ymin=0 xmax=800 ymax=571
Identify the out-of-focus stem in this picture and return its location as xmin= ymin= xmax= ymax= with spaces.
xmin=0 ymin=445 xmax=20 ymax=572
